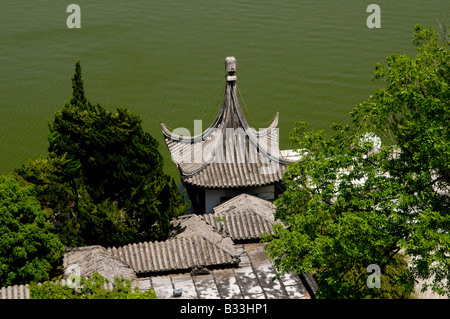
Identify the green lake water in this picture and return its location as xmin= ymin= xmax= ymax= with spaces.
xmin=0 ymin=0 xmax=448 ymax=180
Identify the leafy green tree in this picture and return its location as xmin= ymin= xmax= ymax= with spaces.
xmin=29 ymin=272 xmax=157 ymax=299
xmin=265 ymin=123 xmax=416 ymax=298
xmin=352 ymin=24 xmax=450 ymax=296
xmin=0 ymin=175 xmax=64 ymax=287
xmin=265 ymin=25 xmax=449 ymax=298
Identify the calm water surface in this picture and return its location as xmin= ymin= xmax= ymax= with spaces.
xmin=0 ymin=1 xmax=448 ymax=179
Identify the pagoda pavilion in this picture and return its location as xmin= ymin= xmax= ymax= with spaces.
xmin=161 ymin=57 xmax=292 ymax=214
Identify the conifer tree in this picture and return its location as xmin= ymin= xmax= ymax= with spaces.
xmin=17 ymin=61 xmax=189 ymax=247
xmin=70 ymin=60 xmax=87 ymax=106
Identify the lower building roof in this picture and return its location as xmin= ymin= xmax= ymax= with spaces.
xmin=0 ymin=196 xmax=311 ymax=300
xmin=0 ymin=243 xmax=314 ymax=300
xmin=136 ymin=243 xmax=311 ymax=299
xmin=202 ymin=193 xmax=280 ymax=242
xmin=106 ymin=236 xmax=239 ymax=275
xmin=64 ymin=245 xmax=136 ymax=282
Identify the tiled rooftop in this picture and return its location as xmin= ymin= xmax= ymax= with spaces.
xmin=106 ymin=236 xmax=239 ymax=275
xmin=0 ymin=197 xmax=316 ymax=300
xmin=135 ymin=243 xmax=310 ymax=299
xmin=202 ymin=193 xmax=279 ymax=242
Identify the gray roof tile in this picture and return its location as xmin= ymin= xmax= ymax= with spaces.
xmin=202 ymin=194 xmax=279 ymax=242
xmin=63 ymin=245 xmax=136 ymax=283
xmin=106 ymin=215 xmax=240 ymax=275
xmin=0 ymin=284 xmax=30 ymax=299
xmin=107 ymin=237 xmax=238 ymax=274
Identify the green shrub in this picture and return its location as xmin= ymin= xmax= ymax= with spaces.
xmin=29 ymin=272 xmax=157 ymax=299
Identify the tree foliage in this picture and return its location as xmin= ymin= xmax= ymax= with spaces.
xmin=29 ymin=272 xmax=157 ymax=299
xmin=16 ymin=61 xmax=189 ymax=247
xmin=0 ymin=175 xmax=64 ymax=287
xmin=70 ymin=60 xmax=88 ymax=106
xmin=265 ymin=25 xmax=449 ymax=298
xmin=352 ymin=24 xmax=450 ymax=296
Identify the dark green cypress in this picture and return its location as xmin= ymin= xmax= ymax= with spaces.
xmin=70 ymin=60 xmax=87 ymax=106
xmin=17 ymin=61 xmax=190 ymax=247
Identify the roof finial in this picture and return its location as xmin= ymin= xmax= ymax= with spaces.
xmin=225 ymin=57 xmax=237 ymax=82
